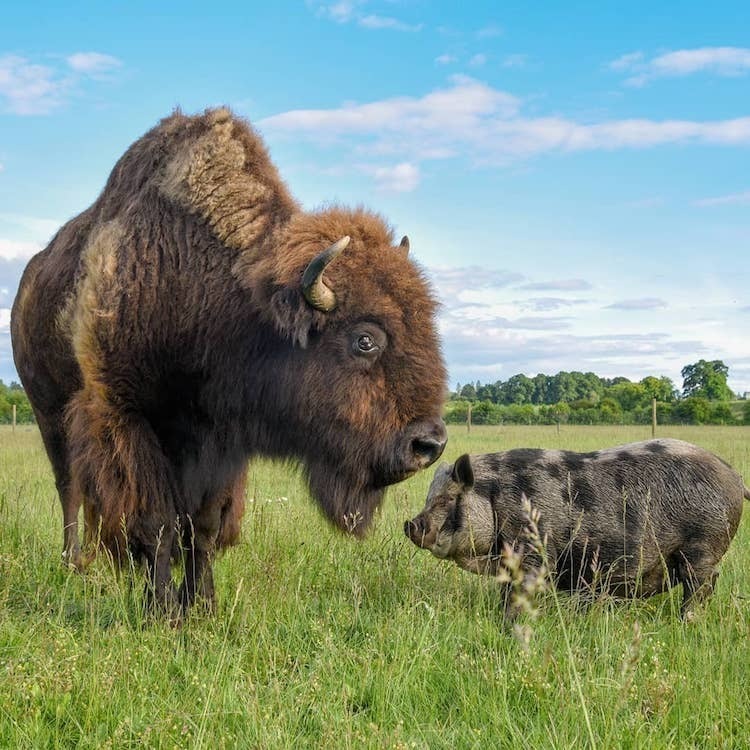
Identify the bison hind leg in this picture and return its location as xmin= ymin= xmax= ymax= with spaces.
xmin=675 ymin=548 xmax=720 ymax=621
xmin=33 ymin=412 xmax=85 ymax=569
xmin=67 ymin=389 xmax=184 ymax=619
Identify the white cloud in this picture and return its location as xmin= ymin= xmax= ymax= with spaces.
xmin=502 ymin=54 xmax=529 ymax=69
xmin=315 ymin=0 xmax=359 ymax=23
xmin=694 ymin=190 xmax=750 ymax=207
xmin=476 ymin=24 xmax=503 ymax=39
xmin=435 ymin=54 xmax=457 ymax=65
xmin=516 ymin=297 xmax=590 ymax=312
xmin=0 ymin=55 xmax=68 ymax=115
xmin=519 ymin=279 xmax=593 ymax=292
xmin=428 ymin=266 xmax=525 ymax=297
xmin=0 ymin=308 xmax=10 ymax=332
xmin=610 ymin=47 xmax=750 ymax=86
xmin=0 ymin=239 xmax=41 ymax=261
xmin=433 ymin=263 xmax=750 ymax=392
xmin=0 ymin=213 xmax=61 ymax=242
xmin=66 ymin=52 xmax=122 ymax=75
xmin=367 ymin=161 xmax=420 ymax=192
xmin=442 ymin=325 xmax=708 ymax=381
xmin=358 ymin=14 xmax=422 ymax=32
xmin=609 ymin=51 xmax=644 ymax=72
xmin=606 ymin=297 xmax=668 ymax=310
xmin=0 ymin=52 xmax=122 ymax=115
xmin=313 ymin=2 xmax=421 ymax=31
xmin=260 ymin=76 xmax=750 ymax=171
xmin=469 ymin=53 xmax=487 ymax=68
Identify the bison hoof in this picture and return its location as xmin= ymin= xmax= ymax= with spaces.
xmin=62 ymin=546 xmax=84 ymax=572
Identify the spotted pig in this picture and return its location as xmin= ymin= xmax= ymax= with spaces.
xmin=406 ymin=439 xmax=749 ymax=618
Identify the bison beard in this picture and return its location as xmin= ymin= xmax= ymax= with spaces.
xmin=11 ymin=107 xmax=447 ymax=616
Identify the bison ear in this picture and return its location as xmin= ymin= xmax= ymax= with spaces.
xmin=452 ymin=453 xmax=474 ymax=490
xmin=399 ymin=235 xmax=410 ymax=255
xmin=269 ymin=288 xmax=317 ymax=347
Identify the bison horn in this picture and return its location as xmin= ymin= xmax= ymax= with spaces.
xmin=302 ymin=236 xmax=350 ymax=312
xmin=399 ymin=235 xmax=409 ymax=254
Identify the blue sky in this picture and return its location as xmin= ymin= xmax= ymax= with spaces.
xmin=1 ymin=1 xmax=749 ymax=394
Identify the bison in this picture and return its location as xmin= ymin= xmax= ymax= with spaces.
xmin=405 ymin=439 xmax=748 ymax=619
xmin=11 ymin=107 xmax=447 ymax=615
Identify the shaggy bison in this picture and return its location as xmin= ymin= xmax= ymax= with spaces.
xmin=406 ymin=439 xmax=748 ymax=618
xmin=12 ymin=107 xmax=447 ymax=614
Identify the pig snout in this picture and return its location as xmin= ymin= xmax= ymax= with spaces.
xmin=404 ymin=515 xmax=435 ymax=548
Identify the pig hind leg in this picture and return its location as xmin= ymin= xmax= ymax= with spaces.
xmin=675 ymin=547 xmax=719 ymax=620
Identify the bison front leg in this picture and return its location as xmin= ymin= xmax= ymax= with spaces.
xmin=179 ymin=516 xmax=217 ymax=613
xmin=178 ymin=469 xmax=247 ymax=613
xmin=142 ymin=525 xmax=179 ymax=619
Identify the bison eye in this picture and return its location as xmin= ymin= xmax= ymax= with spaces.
xmin=349 ymin=323 xmax=387 ymax=361
xmin=356 ymin=334 xmax=377 ymax=353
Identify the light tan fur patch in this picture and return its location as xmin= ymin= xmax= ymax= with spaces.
xmin=68 ymin=219 xmax=124 ymax=394
xmin=160 ymin=117 xmax=273 ymax=250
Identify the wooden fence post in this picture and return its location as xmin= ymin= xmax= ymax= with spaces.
xmin=651 ymin=398 xmax=656 ymax=438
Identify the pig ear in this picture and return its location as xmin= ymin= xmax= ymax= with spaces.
xmin=451 ymin=454 xmax=474 ymax=489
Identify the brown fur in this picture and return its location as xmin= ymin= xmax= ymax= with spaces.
xmin=11 ymin=107 xmax=447 ymax=613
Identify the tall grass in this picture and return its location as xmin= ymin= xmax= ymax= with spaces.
xmin=0 ymin=424 xmax=748 ymax=748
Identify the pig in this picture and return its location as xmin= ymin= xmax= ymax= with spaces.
xmin=405 ymin=439 xmax=749 ymax=618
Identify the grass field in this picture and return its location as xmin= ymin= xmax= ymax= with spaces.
xmin=1 ymin=424 xmax=748 ymax=749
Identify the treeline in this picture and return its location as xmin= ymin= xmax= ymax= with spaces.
xmin=448 ymin=361 xmax=750 ymax=426
xmin=3 ymin=358 xmax=749 ymax=428
xmin=0 ymin=381 xmax=35 ymax=424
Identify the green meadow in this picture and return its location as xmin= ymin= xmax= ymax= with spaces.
xmin=0 ymin=424 xmax=748 ymax=749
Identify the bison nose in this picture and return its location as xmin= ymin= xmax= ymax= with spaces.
xmin=408 ymin=419 xmax=448 ymax=469
xmin=411 ymin=437 xmax=445 ymax=466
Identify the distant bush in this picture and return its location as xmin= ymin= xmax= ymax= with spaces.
xmin=443 ymin=394 xmax=739 ymax=427
xmin=0 ymin=381 xmax=35 ymax=424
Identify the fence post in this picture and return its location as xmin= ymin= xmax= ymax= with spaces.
xmin=12 ymin=404 xmax=16 ymax=433
xmin=651 ymin=398 xmax=656 ymax=438
xmin=467 ymin=402 xmax=472 ymax=434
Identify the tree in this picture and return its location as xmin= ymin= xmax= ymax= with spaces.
xmin=681 ymin=360 xmax=733 ymax=401
xmin=460 ymin=383 xmax=477 ymax=401
xmin=673 ymin=397 xmax=711 ymax=424
xmin=640 ymin=375 xmax=677 ymax=403
xmin=598 ymin=397 xmax=623 ymax=423
xmin=531 ymin=373 xmax=551 ymax=404
xmin=497 ymin=374 xmax=535 ymax=405
xmin=548 ymin=372 xmax=578 ymax=403
xmin=606 ymin=381 xmax=647 ymax=411
xmin=708 ymin=402 xmax=735 ymax=425
xmin=476 ymin=382 xmax=497 ymax=403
